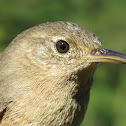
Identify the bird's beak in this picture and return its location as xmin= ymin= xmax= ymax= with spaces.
xmin=81 ymin=48 xmax=126 ymax=64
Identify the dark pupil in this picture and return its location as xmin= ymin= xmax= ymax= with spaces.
xmin=60 ymin=43 xmax=66 ymax=50
xmin=56 ymin=40 xmax=69 ymax=54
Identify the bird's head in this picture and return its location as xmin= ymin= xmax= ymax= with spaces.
xmin=8 ymin=21 xmax=125 ymax=75
xmin=2 ymin=21 xmax=126 ymax=96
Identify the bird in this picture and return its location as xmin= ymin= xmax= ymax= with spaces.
xmin=0 ymin=21 xmax=126 ymax=126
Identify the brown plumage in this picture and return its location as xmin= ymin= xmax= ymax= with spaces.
xmin=0 ymin=21 xmax=126 ymax=126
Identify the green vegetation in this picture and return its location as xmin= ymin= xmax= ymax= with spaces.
xmin=0 ymin=0 xmax=126 ymax=126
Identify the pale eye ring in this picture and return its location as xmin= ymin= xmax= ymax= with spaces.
xmin=56 ymin=40 xmax=69 ymax=54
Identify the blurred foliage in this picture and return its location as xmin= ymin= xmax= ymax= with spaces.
xmin=0 ymin=0 xmax=126 ymax=126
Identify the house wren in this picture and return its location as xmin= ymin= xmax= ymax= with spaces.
xmin=0 ymin=21 xmax=126 ymax=126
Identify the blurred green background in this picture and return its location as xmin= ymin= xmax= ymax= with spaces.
xmin=0 ymin=0 xmax=126 ymax=126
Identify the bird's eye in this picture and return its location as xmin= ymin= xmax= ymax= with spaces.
xmin=56 ymin=40 xmax=69 ymax=54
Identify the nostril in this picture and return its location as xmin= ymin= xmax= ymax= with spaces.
xmin=98 ymin=48 xmax=107 ymax=55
